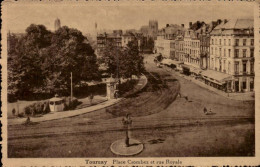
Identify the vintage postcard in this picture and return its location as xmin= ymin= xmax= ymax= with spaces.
xmin=1 ymin=0 xmax=260 ymax=166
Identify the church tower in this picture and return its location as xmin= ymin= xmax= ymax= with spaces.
xmin=54 ymin=18 xmax=61 ymax=31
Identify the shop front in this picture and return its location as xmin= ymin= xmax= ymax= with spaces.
xmin=200 ymin=70 xmax=233 ymax=92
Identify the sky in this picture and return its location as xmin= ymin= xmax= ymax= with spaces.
xmin=4 ymin=1 xmax=254 ymax=35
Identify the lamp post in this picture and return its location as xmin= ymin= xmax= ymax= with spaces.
xmin=71 ymin=72 xmax=73 ymax=100
xmin=122 ymin=114 xmax=132 ymax=147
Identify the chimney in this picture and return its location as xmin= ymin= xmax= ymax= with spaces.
xmin=224 ymin=19 xmax=228 ymax=24
xmin=217 ymin=19 xmax=222 ymax=25
xmin=189 ymin=22 xmax=192 ymax=29
xmin=181 ymin=24 xmax=185 ymax=28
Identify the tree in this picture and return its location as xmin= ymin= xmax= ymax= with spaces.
xmin=42 ymin=26 xmax=100 ymax=93
xmin=8 ymin=24 xmax=52 ymax=98
xmin=8 ymin=24 xmax=100 ymax=100
xmin=99 ymin=39 xmax=144 ymax=79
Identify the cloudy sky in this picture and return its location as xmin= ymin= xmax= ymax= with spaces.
xmin=4 ymin=1 xmax=254 ymax=35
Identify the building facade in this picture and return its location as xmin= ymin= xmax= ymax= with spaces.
xmin=96 ymin=32 xmax=122 ymax=57
xmin=197 ymin=25 xmax=211 ymax=70
xmin=154 ymin=35 xmax=175 ymax=59
xmin=155 ymin=24 xmax=185 ymax=59
xmin=121 ymin=32 xmax=135 ymax=47
xmin=175 ymin=35 xmax=184 ymax=61
xmin=183 ymin=29 xmax=200 ymax=69
xmin=209 ymin=19 xmax=254 ymax=92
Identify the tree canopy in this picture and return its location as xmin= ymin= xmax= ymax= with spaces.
xmin=98 ymin=39 xmax=145 ymax=79
xmin=8 ymin=24 xmax=100 ymax=100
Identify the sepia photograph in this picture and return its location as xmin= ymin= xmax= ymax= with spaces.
xmin=1 ymin=0 xmax=259 ymax=165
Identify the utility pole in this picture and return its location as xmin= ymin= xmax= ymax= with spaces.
xmin=71 ymin=72 xmax=73 ymax=100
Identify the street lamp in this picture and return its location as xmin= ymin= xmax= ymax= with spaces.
xmin=122 ymin=114 xmax=132 ymax=147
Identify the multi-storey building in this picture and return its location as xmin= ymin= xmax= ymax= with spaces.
xmin=197 ymin=25 xmax=211 ymax=70
xmin=209 ymin=19 xmax=254 ymax=92
xmin=174 ymin=35 xmax=184 ymax=61
xmin=121 ymin=32 xmax=135 ymax=47
xmin=96 ymin=31 xmax=122 ymax=57
xmin=97 ymin=30 xmax=142 ymax=56
xmin=183 ymin=29 xmax=200 ymax=70
xmin=155 ymin=24 xmax=185 ymax=59
xmin=197 ymin=21 xmax=223 ymax=70
xmin=154 ymin=35 xmax=175 ymax=59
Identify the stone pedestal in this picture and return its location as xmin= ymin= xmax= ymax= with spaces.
xmin=106 ymin=77 xmax=117 ymax=100
xmin=110 ymin=139 xmax=143 ymax=156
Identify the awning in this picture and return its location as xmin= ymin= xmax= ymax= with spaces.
xmin=190 ymin=67 xmax=202 ymax=75
xmin=181 ymin=64 xmax=191 ymax=70
xmin=201 ymin=70 xmax=233 ymax=85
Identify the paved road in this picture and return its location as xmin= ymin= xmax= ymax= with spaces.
xmin=8 ymin=54 xmax=254 ymax=157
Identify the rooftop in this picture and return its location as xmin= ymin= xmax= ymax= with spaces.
xmin=214 ymin=18 xmax=253 ymax=30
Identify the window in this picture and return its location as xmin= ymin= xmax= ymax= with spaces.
xmin=224 ymin=39 xmax=226 ymax=45
xmin=223 ymin=60 xmax=226 ymax=71
xmin=212 ymin=39 xmax=214 ymax=45
xmin=228 ymin=62 xmax=230 ymax=73
xmin=243 ymin=81 xmax=246 ymax=89
xmin=211 ymin=47 xmax=213 ymax=54
xmin=219 ymin=39 xmax=221 ymax=45
xmin=243 ymin=63 xmax=247 ymax=73
xmin=228 ymin=49 xmax=231 ymax=57
xmin=235 ymin=39 xmax=239 ymax=46
xmin=215 ymin=39 xmax=217 ymax=45
xmin=235 ymin=62 xmax=239 ymax=73
xmin=224 ymin=49 xmax=226 ymax=57
xmin=250 ymin=62 xmax=254 ymax=73
xmin=243 ymin=49 xmax=247 ymax=57
xmin=235 ymin=49 xmax=239 ymax=58
xmin=219 ymin=48 xmax=222 ymax=57
xmin=215 ymin=48 xmax=217 ymax=55
xmin=250 ymin=79 xmax=254 ymax=90
xmin=251 ymin=39 xmax=254 ymax=46
xmin=243 ymin=39 xmax=246 ymax=46
xmin=250 ymin=49 xmax=254 ymax=57
xmin=229 ymin=39 xmax=231 ymax=46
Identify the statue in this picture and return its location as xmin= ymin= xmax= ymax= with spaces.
xmin=122 ymin=114 xmax=132 ymax=147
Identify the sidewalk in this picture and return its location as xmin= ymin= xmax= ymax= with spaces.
xmin=163 ymin=66 xmax=254 ymax=101
xmin=8 ymin=75 xmax=148 ymax=125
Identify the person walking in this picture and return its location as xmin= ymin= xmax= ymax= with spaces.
xmin=203 ymin=107 xmax=208 ymax=114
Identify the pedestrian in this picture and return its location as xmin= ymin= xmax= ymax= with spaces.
xmin=178 ymin=93 xmax=181 ymax=98
xmin=12 ymin=108 xmax=16 ymax=116
xmin=203 ymin=107 xmax=207 ymax=114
